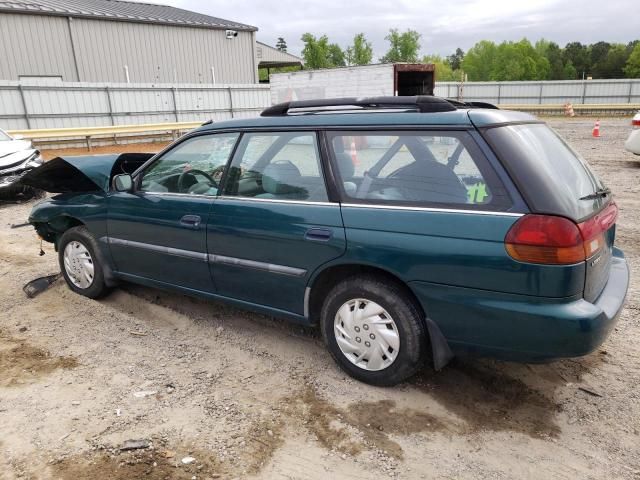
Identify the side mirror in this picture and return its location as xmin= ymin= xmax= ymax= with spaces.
xmin=12 ymin=134 xmax=24 ymax=140
xmin=113 ymin=174 xmax=133 ymax=192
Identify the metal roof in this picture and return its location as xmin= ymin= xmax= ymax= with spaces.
xmin=0 ymin=0 xmax=257 ymax=31
xmin=256 ymin=42 xmax=303 ymax=68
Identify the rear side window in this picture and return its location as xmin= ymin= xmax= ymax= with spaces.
xmin=328 ymin=131 xmax=511 ymax=209
xmin=484 ymin=124 xmax=605 ymax=221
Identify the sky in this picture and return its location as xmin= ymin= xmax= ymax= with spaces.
xmin=169 ymin=0 xmax=638 ymax=59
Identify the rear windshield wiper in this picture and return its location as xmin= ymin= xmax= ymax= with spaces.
xmin=580 ymin=187 xmax=611 ymax=201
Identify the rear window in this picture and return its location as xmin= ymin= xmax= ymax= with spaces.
xmin=484 ymin=124 xmax=606 ymax=221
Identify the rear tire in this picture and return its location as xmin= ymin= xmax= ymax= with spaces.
xmin=58 ymin=226 xmax=110 ymax=299
xmin=320 ymin=275 xmax=428 ymax=386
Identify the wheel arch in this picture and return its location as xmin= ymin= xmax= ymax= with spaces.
xmin=306 ymin=261 xmax=454 ymax=370
xmin=306 ymin=262 xmax=423 ymax=324
xmin=33 ymin=214 xmax=86 ymax=247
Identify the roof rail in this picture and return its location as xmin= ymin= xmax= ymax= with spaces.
xmin=260 ymin=96 xmax=457 ymax=117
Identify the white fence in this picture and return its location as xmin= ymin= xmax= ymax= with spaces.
xmin=0 ymin=80 xmax=271 ymax=131
xmin=2 ymin=79 xmax=640 ymax=133
xmin=434 ymin=79 xmax=640 ymax=105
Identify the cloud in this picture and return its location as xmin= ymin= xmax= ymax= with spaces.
xmin=171 ymin=0 xmax=638 ymax=58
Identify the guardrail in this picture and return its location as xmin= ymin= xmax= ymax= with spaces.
xmin=7 ymin=121 xmax=204 ymax=150
xmin=7 ymin=103 xmax=640 ymax=151
xmin=498 ymin=103 xmax=640 ymax=115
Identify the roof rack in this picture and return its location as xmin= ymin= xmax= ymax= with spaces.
xmin=260 ymin=96 xmax=458 ymax=117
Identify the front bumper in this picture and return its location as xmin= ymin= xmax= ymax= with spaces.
xmin=0 ymin=170 xmax=28 ymax=189
xmin=409 ymin=248 xmax=630 ymax=362
xmin=0 ymin=152 xmax=44 ymax=190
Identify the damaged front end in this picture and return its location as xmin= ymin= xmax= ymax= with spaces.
xmin=0 ymin=149 xmax=44 ymax=199
xmin=24 ymin=152 xmax=153 ymax=243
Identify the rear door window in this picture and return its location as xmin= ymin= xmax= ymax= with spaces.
xmin=223 ymin=132 xmax=328 ymax=202
xmin=328 ymin=131 xmax=511 ymax=209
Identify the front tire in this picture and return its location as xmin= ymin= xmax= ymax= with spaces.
xmin=320 ymin=275 xmax=428 ymax=386
xmin=58 ymin=226 xmax=109 ymax=299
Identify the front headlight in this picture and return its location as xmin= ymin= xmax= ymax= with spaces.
xmin=26 ymin=151 xmax=44 ymax=168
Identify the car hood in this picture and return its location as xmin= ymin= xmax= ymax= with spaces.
xmin=21 ymin=153 xmax=154 ymax=193
xmin=0 ymin=139 xmax=32 ymax=157
xmin=0 ymin=140 xmax=34 ymax=168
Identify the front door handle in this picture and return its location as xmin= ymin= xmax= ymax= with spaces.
xmin=305 ymin=227 xmax=332 ymax=242
xmin=180 ymin=214 xmax=201 ymax=229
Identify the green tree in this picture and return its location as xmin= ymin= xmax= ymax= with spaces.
xmin=423 ymin=54 xmax=458 ymax=81
xmin=300 ymin=33 xmax=332 ymax=69
xmin=495 ymin=39 xmax=549 ymax=80
xmin=446 ymin=48 xmax=464 ymax=70
xmin=563 ymin=42 xmax=590 ymax=78
xmin=562 ymin=60 xmax=578 ymax=79
xmin=275 ymin=37 xmax=287 ymax=52
xmin=597 ymin=44 xmax=629 ymax=78
xmin=590 ymin=41 xmax=611 ymax=77
xmin=380 ymin=29 xmax=421 ymax=63
xmin=346 ymin=33 xmax=373 ymax=66
xmin=461 ymin=40 xmax=498 ymax=80
xmin=327 ymin=43 xmax=346 ymax=67
xmin=536 ymin=40 xmax=565 ymax=79
xmin=624 ymin=43 xmax=640 ymax=78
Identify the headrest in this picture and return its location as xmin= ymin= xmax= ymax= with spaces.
xmin=335 ymin=152 xmax=355 ymax=179
xmin=262 ymin=160 xmax=303 ymax=195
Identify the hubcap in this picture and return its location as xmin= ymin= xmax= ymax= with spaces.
xmin=63 ymin=241 xmax=94 ymax=289
xmin=333 ymin=298 xmax=400 ymax=371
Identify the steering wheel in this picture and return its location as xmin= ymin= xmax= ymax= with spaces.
xmin=177 ymin=169 xmax=216 ymax=193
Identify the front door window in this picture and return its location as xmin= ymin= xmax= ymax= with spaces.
xmin=140 ymin=133 xmax=239 ymax=196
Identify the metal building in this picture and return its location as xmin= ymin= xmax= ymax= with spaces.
xmin=0 ymin=0 xmax=260 ymax=84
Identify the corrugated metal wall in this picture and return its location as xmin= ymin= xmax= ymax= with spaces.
xmin=0 ymin=81 xmax=270 ymax=130
xmin=0 ymin=13 xmax=79 ymax=81
xmin=435 ymin=79 xmax=640 ymax=104
xmin=0 ymin=13 xmax=257 ymax=84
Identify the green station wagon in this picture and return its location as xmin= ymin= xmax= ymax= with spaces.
xmin=24 ymin=96 xmax=629 ymax=386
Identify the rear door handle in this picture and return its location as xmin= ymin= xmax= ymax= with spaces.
xmin=305 ymin=227 xmax=332 ymax=242
xmin=180 ymin=214 xmax=201 ymax=229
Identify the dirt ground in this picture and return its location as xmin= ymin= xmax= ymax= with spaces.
xmin=1 ymin=118 xmax=639 ymax=480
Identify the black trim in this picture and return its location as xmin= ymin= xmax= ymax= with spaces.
xmin=318 ymin=131 xmax=342 ymax=203
xmin=477 ymin=120 xmax=545 ymax=130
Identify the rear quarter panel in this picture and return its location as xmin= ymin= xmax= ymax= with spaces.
xmin=339 ymin=206 xmax=586 ymax=297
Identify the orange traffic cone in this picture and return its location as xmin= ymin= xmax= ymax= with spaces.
xmin=592 ymin=120 xmax=600 ymax=138
xmin=350 ymin=140 xmax=360 ymax=166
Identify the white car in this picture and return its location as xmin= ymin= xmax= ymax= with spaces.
xmin=0 ymin=128 xmax=44 ymax=199
xmin=625 ymin=112 xmax=640 ymax=155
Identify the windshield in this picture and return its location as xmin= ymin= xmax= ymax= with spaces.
xmin=484 ymin=123 xmax=606 ymax=221
xmin=0 ymin=130 xmax=11 ymax=141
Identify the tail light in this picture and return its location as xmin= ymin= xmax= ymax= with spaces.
xmin=633 ymin=117 xmax=640 ymax=128
xmin=505 ymin=202 xmax=618 ymax=265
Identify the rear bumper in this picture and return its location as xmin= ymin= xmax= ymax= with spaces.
xmin=409 ymin=248 xmax=630 ymax=362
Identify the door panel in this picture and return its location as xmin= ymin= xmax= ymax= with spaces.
xmin=207 ymin=198 xmax=345 ymax=314
xmin=108 ymin=192 xmax=214 ymax=292
xmin=107 ymin=131 xmax=239 ymax=293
